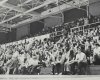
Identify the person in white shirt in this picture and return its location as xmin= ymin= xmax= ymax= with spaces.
xmin=27 ymin=55 xmax=40 ymax=75
xmin=85 ymin=40 xmax=90 ymax=51
xmin=28 ymin=56 xmax=39 ymax=67
xmin=93 ymin=43 xmax=100 ymax=65
xmin=75 ymin=47 xmax=87 ymax=75
xmin=12 ymin=50 xmax=19 ymax=58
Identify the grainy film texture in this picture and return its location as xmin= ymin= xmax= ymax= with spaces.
xmin=0 ymin=0 xmax=100 ymax=75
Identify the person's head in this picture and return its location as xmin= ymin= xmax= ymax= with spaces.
xmin=53 ymin=48 xmax=57 ymax=52
xmin=69 ymin=50 xmax=74 ymax=58
xmin=57 ymin=43 xmax=61 ymax=48
xmin=95 ymin=43 xmax=100 ymax=48
xmin=59 ymin=51 xmax=63 ymax=56
xmin=77 ymin=47 xmax=81 ymax=53
xmin=20 ymin=51 xmax=24 ymax=55
xmin=33 ymin=56 xmax=38 ymax=60
xmin=44 ymin=38 xmax=47 ymax=43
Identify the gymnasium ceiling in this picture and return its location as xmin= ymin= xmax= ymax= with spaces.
xmin=0 ymin=0 xmax=88 ymax=32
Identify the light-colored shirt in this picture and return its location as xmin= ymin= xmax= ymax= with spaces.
xmin=85 ymin=41 xmax=90 ymax=50
xmin=28 ymin=58 xmax=39 ymax=66
xmin=93 ymin=47 xmax=100 ymax=55
xmin=76 ymin=52 xmax=87 ymax=62
xmin=18 ymin=54 xmax=25 ymax=64
xmin=12 ymin=51 xmax=19 ymax=58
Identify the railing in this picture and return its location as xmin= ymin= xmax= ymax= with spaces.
xmin=71 ymin=21 xmax=100 ymax=34
xmin=50 ymin=20 xmax=100 ymax=38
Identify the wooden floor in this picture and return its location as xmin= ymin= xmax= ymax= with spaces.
xmin=88 ymin=65 xmax=100 ymax=75
xmin=40 ymin=66 xmax=52 ymax=75
xmin=40 ymin=65 xmax=100 ymax=75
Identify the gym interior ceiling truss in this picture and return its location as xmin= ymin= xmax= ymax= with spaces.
xmin=0 ymin=0 xmax=88 ymax=32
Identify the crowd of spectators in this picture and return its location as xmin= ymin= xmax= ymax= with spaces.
xmin=1 ymin=0 xmax=100 ymax=75
xmin=0 ymin=10 xmax=100 ymax=75
xmin=0 ymin=20 xmax=100 ymax=75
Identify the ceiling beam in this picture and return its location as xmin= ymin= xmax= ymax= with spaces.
xmin=1 ymin=2 xmax=40 ymax=17
xmin=18 ymin=0 xmax=32 ymax=6
xmin=24 ymin=0 xmax=57 ymax=13
xmin=1 ymin=3 xmax=26 ymax=12
xmin=49 ymin=15 xmax=63 ymax=18
xmin=0 ymin=0 xmax=57 ymax=25
xmin=0 ymin=23 xmax=12 ymax=28
xmin=0 ymin=0 xmax=8 ymax=5
xmin=12 ymin=0 xmax=88 ymax=28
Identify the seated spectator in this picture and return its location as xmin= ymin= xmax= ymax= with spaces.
xmin=64 ymin=49 xmax=76 ymax=75
xmin=75 ymin=47 xmax=87 ymax=75
xmin=93 ymin=43 xmax=100 ymax=65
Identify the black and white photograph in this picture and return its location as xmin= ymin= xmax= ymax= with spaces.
xmin=0 ymin=0 xmax=100 ymax=78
